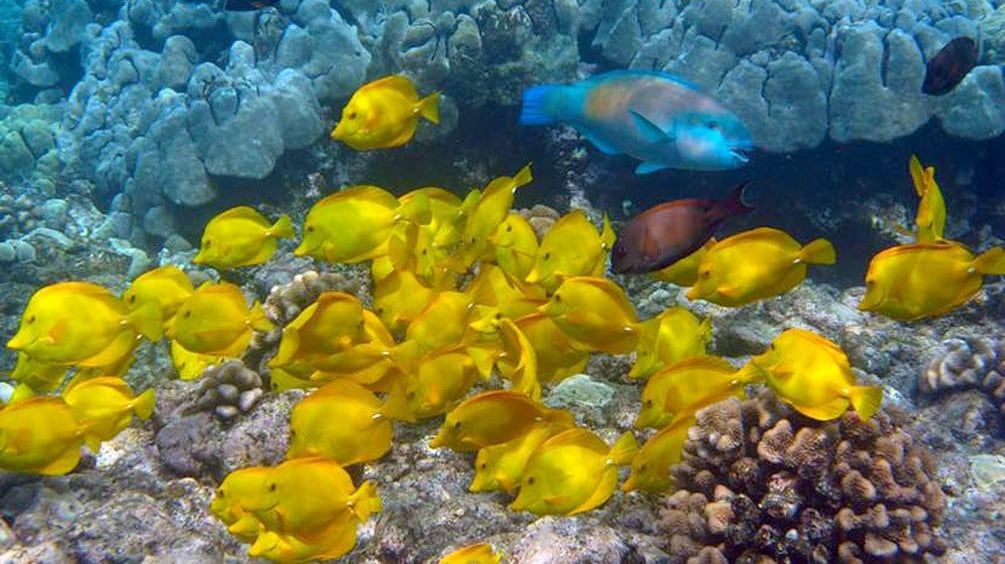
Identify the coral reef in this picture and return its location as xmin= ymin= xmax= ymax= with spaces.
xmin=920 ymin=336 xmax=1005 ymax=423
xmin=191 ymin=360 xmax=265 ymax=422
xmin=659 ymin=394 xmax=946 ymax=562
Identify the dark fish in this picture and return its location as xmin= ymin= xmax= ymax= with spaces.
xmin=611 ymin=182 xmax=753 ymax=275
xmin=922 ymin=37 xmax=978 ymax=96
xmin=224 ymin=0 xmax=278 ymax=11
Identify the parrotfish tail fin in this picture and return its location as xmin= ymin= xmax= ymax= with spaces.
xmin=512 ymin=163 xmax=534 ymax=190
xmin=849 ymin=385 xmax=883 ymax=420
xmin=519 ymin=85 xmax=561 ymax=125
xmin=348 ymin=479 xmax=383 ymax=522
xmin=798 ymin=238 xmax=837 ymax=265
xmin=974 ymin=246 xmax=1005 ymax=275
xmin=133 ymin=388 xmax=156 ymax=421
xmin=130 ymin=300 xmax=164 ymax=342
xmin=607 ymin=431 xmax=639 ymax=467
xmin=269 ymin=214 xmax=296 ymax=240
xmin=248 ymin=301 xmax=274 ymax=333
xmin=417 ymin=92 xmax=440 ymax=125
xmin=710 ymin=180 xmax=755 ymax=224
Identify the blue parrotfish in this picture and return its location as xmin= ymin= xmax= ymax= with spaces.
xmin=519 ymin=70 xmax=752 ymax=174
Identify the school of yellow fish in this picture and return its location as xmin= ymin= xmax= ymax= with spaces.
xmin=0 ymin=75 xmax=1002 ymax=563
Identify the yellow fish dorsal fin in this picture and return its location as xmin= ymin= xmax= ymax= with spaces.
xmin=973 ymin=246 xmax=1005 ymax=275
xmin=510 ymin=163 xmax=534 ymax=192
xmin=540 ymin=427 xmax=607 ymax=453
xmin=364 ymin=74 xmax=419 ymax=101
xmin=848 ymin=385 xmax=883 ymax=420
xmin=908 ymin=154 xmax=927 ymax=197
xmin=664 ymin=354 xmax=736 ymax=374
xmin=214 ymin=206 xmax=269 ymax=226
xmin=791 ymin=397 xmax=850 ymax=421
xmin=607 ymin=431 xmax=638 ymax=466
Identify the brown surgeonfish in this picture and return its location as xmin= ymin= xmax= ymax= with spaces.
xmin=611 ymin=182 xmax=753 ymax=274
xmin=922 ymin=37 xmax=978 ymax=96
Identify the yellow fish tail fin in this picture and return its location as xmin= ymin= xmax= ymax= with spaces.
xmin=417 ymin=91 xmax=440 ymax=124
xmin=248 ymin=301 xmax=273 ymax=333
xmin=734 ymin=361 xmax=766 ymax=385
xmin=607 ymin=431 xmax=639 ymax=466
xmin=798 ymin=238 xmax=836 ymax=265
xmin=908 ymin=154 xmax=927 ymax=197
xmin=348 ymin=479 xmax=382 ymax=522
xmin=512 ymin=163 xmax=534 ymax=190
xmin=268 ymin=214 xmax=296 ymax=240
xmin=134 ymin=388 xmax=156 ymax=421
xmin=600 ymin=213 xmax=616 ymax=250
xmin=397 ymin=191 xmax=433 ymax=226
xmin=129 ymin=300 xmax=164 ymax=342
xmin=848 ymin=385 xmax=883 ymax=420
xmin=974 ymin=246 xmax=1005 ymax=275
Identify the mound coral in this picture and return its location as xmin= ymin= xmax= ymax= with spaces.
xmin=660 ymin=394 xmax=945 ymax=562
xmin=192 ymin=360 xmax=265 ymax=422
xmin=920 ymin=337 xmax=1005 ymax=421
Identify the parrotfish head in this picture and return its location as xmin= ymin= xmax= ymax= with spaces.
xmin=674 ymin=113 xmax=751 ymax=170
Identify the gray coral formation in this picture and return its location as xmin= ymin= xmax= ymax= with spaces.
xmin=660 ymin=395 xmax=946 ymax=562
xmin=921 ymin=337 xmax=1005 ymax=421
xmin=587 ymin=0 xmax=1005 ymax=151
xmin=192 ymin=360 xmax=266 ymax=422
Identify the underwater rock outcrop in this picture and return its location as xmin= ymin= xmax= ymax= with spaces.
xmin=920 ymin=337 xmax=1005 ymax=423
xmin=659 ymin=394 xmax=946 ymax=562
xmin=589 ymin=0 xmax=1003 ymax=150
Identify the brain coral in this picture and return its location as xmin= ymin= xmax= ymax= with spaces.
xmin=660 ymin=394 xmax=945 ymax=562
xmin=920 ymin=336 xmax=1005 ymax=423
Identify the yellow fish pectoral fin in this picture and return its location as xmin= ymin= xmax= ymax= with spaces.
xmin=569 ymin=470 xmax=618 ymax=516
xmin=791 ymin=397 xmax=850 ymax=421
xmin=848 ymin=385 xmax=883 ymax=420
xmin=37 ymin=442 xmax=83 ymax=476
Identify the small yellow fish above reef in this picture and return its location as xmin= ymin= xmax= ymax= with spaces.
xmin=686 ymin=227 xmax=836 ymax=307
xmin=538 ymin=276 xmax=640 ymax=354
xmin=858 ymin=241 xmax=1005 ymax=321
xmin=509 ymin=427 xmax=637 ymax=516
xmin=908 ymin=155 xmax=946 ymax=243
xmin=61 ymin=376 xmax=155 ymax=451
xmin=430 ymin=390 xmax=574 ymax=452
xmin=193 ymin=206 xmax=295 ymax=269
xmin=439 ymin=542 xmax=503 ymax=564
xmin=166 ymin=281 xmax=272 ymax=357
xmin=286 ymin=380 xmax=394 ymax=466
xmin=122 ymin=265 xmax=194 ymax=323
xmin=331 ymin=75 xmax=440 ymax=150
xmin=7 ymin=281 xmax=162 ymax=367
xmin=0 ymin=396 xmax=84 ymax=475
xmin=736 ymin=328 xmax=883 ymax=421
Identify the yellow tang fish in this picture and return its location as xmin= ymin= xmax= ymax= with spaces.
xmin=908 ymin=155 xmax=946 ymax=243
xmin=686 ymin=227 xmax=836 ymax=307
xmin=525 ymin=210 xmax=615 ymax=292
xmin=269 ymin=291 xmax=368 ymax=368
xmin=513 ymin=312 xmax=589 ymax=384
xmin=295 ymin=185 xmax=431 ymax=264
xmin=489 ymin=213 xmax=540 ymax=280
xmin=7 ymin=281 xmax=162 ymax=367
xmin=9 ymin=352 xmax=69 ymax=393
xmin=439 ymin=543 xmax=503 ymax=564
xmin=629 ymin=306 xmax=712 ymax=380
xmin=736 ymin=328 xmax=883 ymax=421
xmin=166 ymin=281 xmax=272 ymax=357
xmin=248 ymin=515 xmax=359 ymax=563
xmin=387 ymin=221 xmax=456 ymax=287
xmin=286 ymin=380 xmax=394 ymax=466
xmin=372 ymin=267 xmax=450 ymax=335
xmin=622 ymin=414 xmax=695 ymax=493
xmin=310 ymin=310 xmax=399 ymax=392
xmin=509 ymin=428 xmax=637 ymax=516
xmin=470 ymin=422 xmax=568 ymax=494
xmin=452 ymin=164 xmax=534 ymax=272
xmin=469 ymin=316 xmax=541 ymax=400
xmin=245 ymin=457 xmax=382 ymax=536
xmin=210 ymin=466 xmax=272 ymax=542
xmin=430 ymin=389 xmax=574 ymax=452
xmin=170 ymin=340 xmax=222 ymax=381
xmin=463 ymin=263 xmax=547 ymax=320
xmin=649 ymin=237 xmax=716 ymax=287
xmin=405 ymin=291 xmax=477 ymax=354
xmin=538 ymin=276 xmax=640 ymax=354
xmin=859 ymin=242 xmax=1005 ymax=321
xmin=0 ymin=396 xmax=84 ymax=475
xmin=122 ymin=265 xmax=194 ymax=323
xmin=331 ymin=75 xmax=440 ymax=151
xmin=634 ymin=355 xmax=746 ymax=429
xmin=193 ymin=206 xmax=295 ymax=270
xmin=381 ymin=344 xmax=481 ymax=421
xmin=61 ymin=375 xmax=155 ymax=451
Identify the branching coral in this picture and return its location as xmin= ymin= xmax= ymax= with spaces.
xmin=660 ymin=394 xmax=945 ymax=562
xmin=920 ymin=337 xmax=1005 ymax=420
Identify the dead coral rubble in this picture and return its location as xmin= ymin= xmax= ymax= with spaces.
xmin=920 ymin=337 xmax=1005 ymax=420
xmin=660 ymin=395 xmax=945 ymax=563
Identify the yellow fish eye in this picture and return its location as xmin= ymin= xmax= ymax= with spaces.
xmin=543 ymin=252 xmax=551 ymax=260
xmin=306 ymin=225 xmax=315 ymax=233
xmin=27 ymin=314 xmax=36 ymax=324
xmin=183 ymin=310 xmax=192 ymax=318
xmin=453 ymin=420 xmax=462 ymax=429
xmin=526 ymin=476 xmax=536 ymax=485
xmin=204 ymin=239 xmax=212 ymax=248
